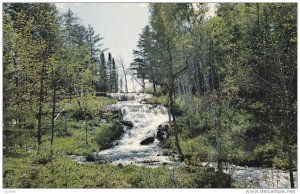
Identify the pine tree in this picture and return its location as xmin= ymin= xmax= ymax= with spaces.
xmin=111 ymin=58 xmax=118 ymax=92
xmin=99 ymin=52 xmax=108 ymax=92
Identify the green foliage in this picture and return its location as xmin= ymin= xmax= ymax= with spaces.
xmin=247 ymin=143 xmax=278 ymax=167
xmin=64 ymin=96 xmax=117 ymax=120
xmin=144 ymin=95 xmax=168 ymax=105
xmin=140 ymin=86 xmax=167 ymax=96
xmin=3 ymin=2 xmax=297 ymax=188
xmin=3 ymin=156 xmax=232 ymax=188
xmin=95 ymin=122 xmax=124 ymax=150
xmin=180 ymin=135 xmax=216 ymax=163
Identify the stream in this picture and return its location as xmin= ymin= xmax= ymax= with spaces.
xmin=92 ymin=93 xmax=175 ymax=165
xmin=71 ymin=93 xmax=297 ymax=188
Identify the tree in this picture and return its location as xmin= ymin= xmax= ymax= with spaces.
xmin=148 ymin=3 xmax=192 ymax=161
xmin=5 ymin=3 xmax=61 ymax=148
xmin=107 ymin=52 xmax=113 ymax=92
xmin=98 ymin=52 xmax=108 ymax=92
xmin=111 ymin=58 xmax=119 ymax=93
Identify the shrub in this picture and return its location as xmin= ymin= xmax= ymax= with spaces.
xmin=180 ymin=135 xmax=216 ymax=163
xmin=32 ymin=148 xmax=55 ymax=165
xmin=55 ymin=119 xmax=73 ymax=137
xmin=95 ymin=122 xmax=124 ymax=150
xmin=247 ymin=143 xmax=278 ymax=167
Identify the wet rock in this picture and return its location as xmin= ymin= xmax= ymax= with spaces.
xmin=205 ymin=167 xmax=216 ymax=172
xmin=95 ymin=92 xmax=107 ymax=97
xmin=140 ymin=136 xmax=155 ymax=145
xmin=136 ymin=160 xmax=160 ymax=164
xmin=95 ymin=160 xmax=107 ymax=164
xmin=104 ymin=105 xmax=120 ymax=113
xmin=119 ymin=120 xmax=134 ymax=128
xmin=162 ymin=150 xmax=171 ymax=156
xmin=86 ymin=154 xmax=95 ymax=162
xmin=108 ymin=93 xmax=136 ymax=101
xmin=156 ymin=121 xmax=170 ymax=141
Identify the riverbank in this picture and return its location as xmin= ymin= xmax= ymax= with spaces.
xmin=3 ymin=94 xmax=231 ymax=188
xmin=3 ymin=94 xmax=297 ymax=189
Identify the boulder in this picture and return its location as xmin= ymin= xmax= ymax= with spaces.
xmin=140 ymin=136 xmax=155 ymax=145
xmin=119 ymin=120 xmax=134 ymax=128
xmin=86 ymin=154 xmax=95 ymax=162
xmin=162 ymin=150 xmax=171 ymax=156
xmin=156 ymin=121 xmax=170 ymax=141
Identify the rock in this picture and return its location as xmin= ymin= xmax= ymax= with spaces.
xmin=136 ymin=160 xmax=160 ymax=164
xmin=95 ymin=92 xmax=107 ymax=97
xmin=205 ymin=167 xmax=215 ymax=172
xmin=184 ymin=153 xmax=193 ymax=164
xmin=162 ymin=151 xmax=170 ymax=156
xmin=140 ymin=136 xmax=155 ymax=145
xmin=86 ymin=154 xmax=95 ymax=162
xmin=104 ymin=105 xmax=120 ymax=113
xmin=173 ymin=107 xmax=183 ymax=116
xmin=156 ymin=121 xmax=170 ymax=141
xmin=95 ymin=160 xmax=107 ymax=164
xmin=119 ymin=120 xmax=133 ymax=128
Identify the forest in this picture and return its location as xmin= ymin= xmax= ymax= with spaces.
xmin=2 ymin=3 xmax=297 ymax=189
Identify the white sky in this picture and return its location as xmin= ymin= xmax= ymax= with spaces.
xmin=55 ymin=3 xmax=150 ymax=92
xmin=55 ymin=3 xmax=149 ymax=67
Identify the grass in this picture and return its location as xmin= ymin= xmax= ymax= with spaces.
xmin=3 ymin=156 xmax=232 ymax=188
xmin=144 ymin=95 xmax=168 ymax=106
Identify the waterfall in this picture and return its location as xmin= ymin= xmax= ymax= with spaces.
xmin=93 ymin=93 xmax=173 ymax=165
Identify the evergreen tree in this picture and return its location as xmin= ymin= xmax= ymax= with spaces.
xmin=99 ymin=52 xmax=108 ymax=92
xmin=111 ymin=58 xmax=118 ymax=93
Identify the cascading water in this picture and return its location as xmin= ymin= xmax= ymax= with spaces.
xmin=85 ymin=93 xmax=297 ymax=188
xmin=93 ymin=93 xmax=174 ymax=165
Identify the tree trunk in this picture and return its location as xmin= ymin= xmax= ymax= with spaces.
xmin=37 ymin=77 xmax=44 ymax=148
xmin=85 ymin=118 xmax=88 ymax=145
xmin=51 ymin=82 xmax=56 ymax=147
xmin=153 ymin=82 xmax=157 ymax=94
xmin=217 ymin=98 xmax=223 ymax=173
xmin=169 ymin=83 xmax=184 ymax=162
xmin=287 ymin=145 xmax=294 ymax=188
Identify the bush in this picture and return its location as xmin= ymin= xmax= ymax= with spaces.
xmin=180 ymin=135 xmax=216 ymax=163
xmin=32 ymin=148 xmax=55 ymax=165
xmin=64 ymin=96 xmax=117 ymax=120
xmin=247 ymin=143 xmax=278 ymax=167
xmin=55 ymin=119 xmax=73 ymax=137
xmin=95 ymin=122 xmax=124 ymax=150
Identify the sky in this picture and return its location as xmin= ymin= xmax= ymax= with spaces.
xmin=55 ymin=3 xmax=149 ymax=67
xmin=55 ymin=3 xmax=216 ymax=92
xmin=55 ymin=3 xmax=150 ymax=92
